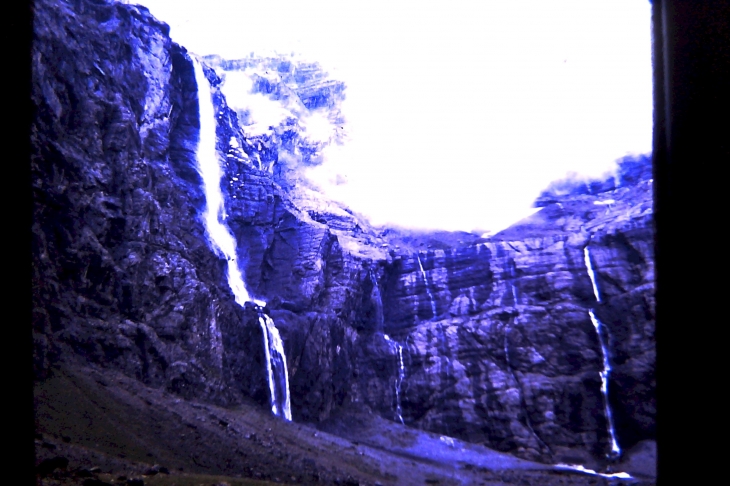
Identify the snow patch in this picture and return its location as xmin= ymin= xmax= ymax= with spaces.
xmin=593 ymin=199 xmax=615 ymax=205
xmin=554 ymin=464 xmax=632 ymax=480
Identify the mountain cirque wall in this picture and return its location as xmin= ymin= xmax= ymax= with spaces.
xmin=32 ymin=0 xmax=244 ymax=403
xmin=31 ymin=0 xmax=374 ymax=419
xmin=357 ymin=190 xmax=655 ymax=462
xmin=31 ymin=0 xmax=655 ymax=465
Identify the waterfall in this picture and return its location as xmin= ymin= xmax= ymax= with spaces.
xmin=416 ymin=254 xmax=438 ymax=319
xmin=370 ymin=269 xmax=384 ymax=329
xmin=192 ymin=57 xmax=291 ymax=421
xmin=384 ymin=334 xmax=405 ymax=424
xmin=588 ymin=310 xmax=621 ymax=458
xmin=509 ymin=259 xmax=519 ymax=307
xmin=259 ymin=314 xmax=292 ymax=421
xmin=415 ymin=254 xmax=447 ymax=398
xmin=209 ymin=305 xmax=223 ymax=369
xmin=583 ymin=243 xmax=620 ymax=458
xmin=191 ymin=57 xmax=251 ymax=305
xmin=395 ymin=341 xmax=405 ymax=423
xmin=584 ymin=246 xmax=601 ymax=303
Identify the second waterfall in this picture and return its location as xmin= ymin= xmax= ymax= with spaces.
xmin=192 ymin=57 xmax=292 ymax=421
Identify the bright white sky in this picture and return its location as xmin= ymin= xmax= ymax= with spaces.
xmin=138 ymin=0 xmax=652 ymax=233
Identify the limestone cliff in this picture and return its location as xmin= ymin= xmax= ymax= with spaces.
xmin=31 ymin=0 xmax=654 ymax=466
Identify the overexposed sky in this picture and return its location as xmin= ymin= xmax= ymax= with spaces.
xmin=139 ymin=0 xmax=652 ymax=233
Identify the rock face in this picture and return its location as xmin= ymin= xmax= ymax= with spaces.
xmin=31 ymin=0 xmax=655 ymax=466
xmin=32 ymin=0 xmax=251 ymax=404
xmin=202 ymin=53 xmax=348 ymax=194
xmin=31 ymin=0 xmax=367 ymax=418
xmin=533 ymin=153 xmax=652 ymax=207
xmin=354 ymin=180 xmax=655 ymax=461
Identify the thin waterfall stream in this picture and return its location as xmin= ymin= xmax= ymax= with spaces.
xmin=584 ymin=245 xmax=620 ymax=457
xmin=416 ymin=254 xmax=438 ymax=319
xmin=384 ymin=334 xmax=405 ymax=424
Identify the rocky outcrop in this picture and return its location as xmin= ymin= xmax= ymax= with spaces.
xmin=31 ymin=0 xmax=655 ymax=466
xmin=202 ymin=53 xmax=347 ymax=193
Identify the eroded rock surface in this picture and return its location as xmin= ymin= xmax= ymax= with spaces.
xmin=32 ymin=0 xmax=242 ymax=405
xmin=32 ymin=0 xmax=654 ymax=466
xmin=353 ymin=185 xmax=654 ymax=461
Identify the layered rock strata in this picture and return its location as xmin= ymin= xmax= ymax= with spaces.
xmin=354 ymin=184 xmax=654 ymax=460
xmin=31 ymin=0 xmax=655 ymax=464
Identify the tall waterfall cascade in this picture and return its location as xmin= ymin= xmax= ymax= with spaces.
xmin=416 ymin=254 xmax=438 ymax=319
xmin=259 ymin=314 xmax=292 ymax=420
xmin=192 ymin=57 xmax=291 ymax=421
xmin=191 ymin=57 xmax=251 ymax=306
xmin=584 ymin=246 xmax=601 ymax=303
xmin=584 ymin=245 xmax=620 ymax=457
xmin=384 ymin=334 xmax=405 ymax=424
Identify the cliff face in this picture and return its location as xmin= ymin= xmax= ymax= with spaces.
xmin=354 ymin=180 xmax=654 ymax=461
xmin=201 ymin=53 xmax=348 ymax=193
xmin=31 ymin=0 xmax=371 ymax=420
xmin=31 ymin=0 xmax=247 ymax=401
xmin=31 ymin=0 xmax=655 ymax=465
